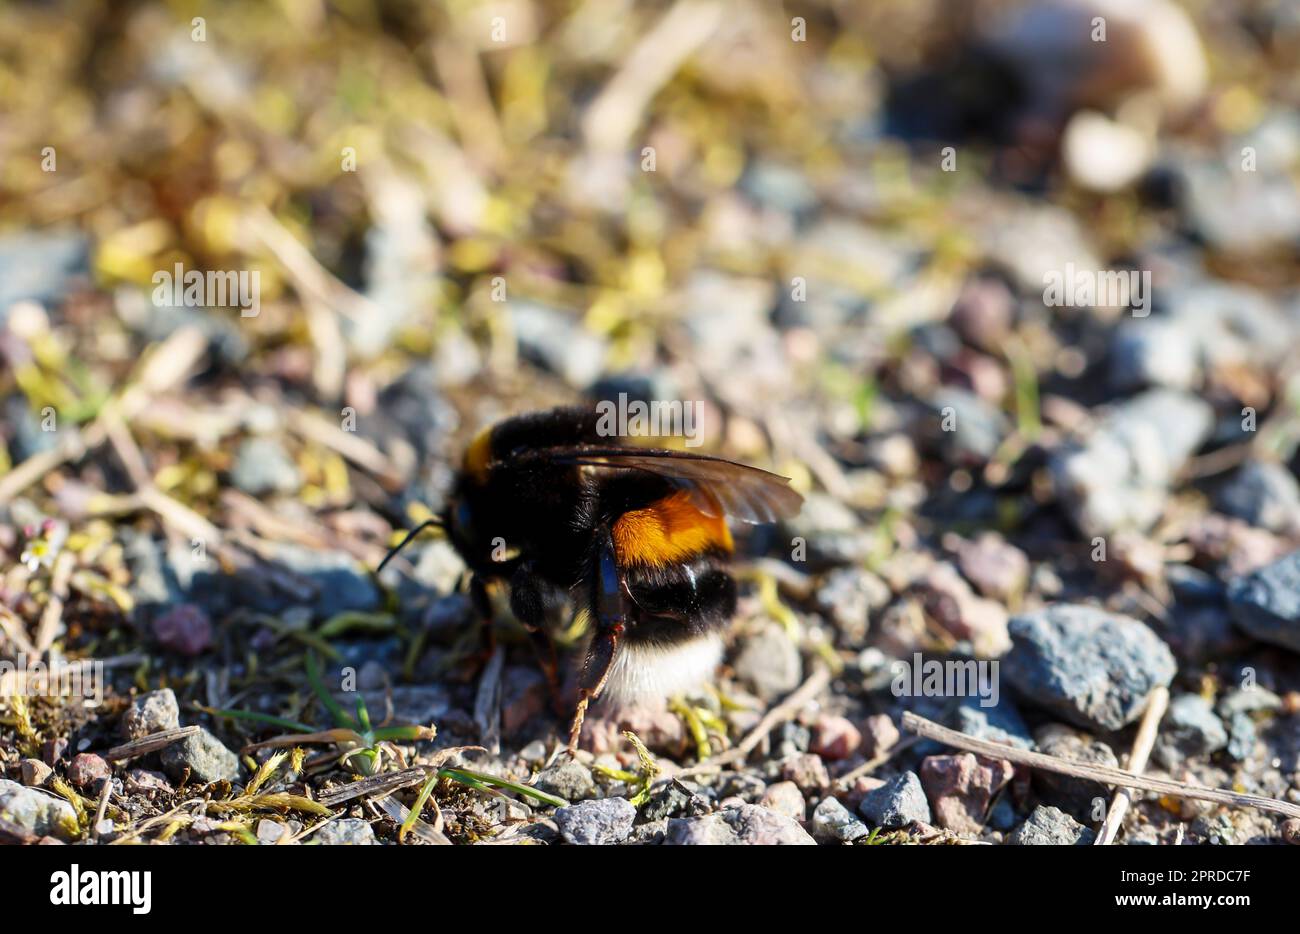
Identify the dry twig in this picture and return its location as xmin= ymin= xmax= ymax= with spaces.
xmin=902 ymin=712 xmax=1300 ymax=821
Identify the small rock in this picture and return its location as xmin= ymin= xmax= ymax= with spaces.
xmin=152 ymin=604 xmax=212 ymax=656
xmin=0 ymin=779 xmax=79 ymax=841
xmin=812 ymin=796 xmax=869 ymax=843
xmin=859 ymin=771 xmax=931 ymax=829
xmin=664 ymin=813 xmax=740 ymax=845
xmin=67 ymin=753 xmax=111 ymax=789
xmin=1216 ymin=687 xmax=1283 ymax=719
xmin=779 ymin=753 xmax=830 ymax=792
xmin=1008 ymin=805 xmax=1096 ymax=845
xmin=733 ymin=623 xmax=802 ymax=700
xmin=1282 ymin=819 xmax=1300 ymax=845
xmin=501 ymin=666 xmax=547 ymax=736
xmin=641 ymin=781 xmax=701 ymax=822
xmin=625 ymin=819 xmax=668 ymax=845
xmin=122 ymin=688 xmax=181 ymax=739
xmin=125 ymin=769 xmax=172 ymax=795
xmin=510 ymin=301 xmax=607 ymax=388
xmin=1228 ymin=549 xmax=1300 ymax=653
xmin=315 ymin=818 xmax=377 ymax=845
xmin=665 ymin=806 xmax=816 ymax=848
xmin=1032 ymin=724 xmax=1118 ymax=818
xmin=1003 ymin=604 xmax=1176 ymax=731
xmin=533 ymin=759 xmax=596 ymax=803
xmin=230 ymin=437 xmax=302 ymax=496
xmin=0 ymin=233 xmax=90 ymax=312
xmin=20 ymin=759 xmax=52 ymax=787
xmin=949 ymin=275 xmax=1014 ymax=352
xmin=1109 ymin=316 xmax=1200 ymax=392
xmin=953 ymin=532 xmax=1030 ymax=604
xmin=1050 ymin=389 xmax=1213 ymax=537
xmin=758 ymin=781 xmax=806 ymax=821
xmin=811 ymin=714 xmax=861 ymax=761
xmin=555 ymin=797 xmax=637 ymax=845
xmin=954 ymin=697 xmax=1033 ymax=750
xmin=1217 ymin=461 xmax=1300 ymax=534
xmin=160 ymin=728 xmax=240 ymax=784
xmin=816 ymin=566 xmax=889 ymax=637
xmin=860 ymin=713 xmax=901 ymax=758
xmin=256 ymin=820 xmax=294 ymax=845
xmin=920 ymin=753 xmax=1015 ymax=835
xmin=929 ymin=388 xmax=1009 ymax=465
xmin=722 ymin=803 xmax=816 ymax=845
xmin=1225 ymin=712 xmax=1256 ymax=762
xmin=916 ymin=561 xmax=1010 ymax=656
xmin=1155 ymin=694 xmax=1228 ymax=768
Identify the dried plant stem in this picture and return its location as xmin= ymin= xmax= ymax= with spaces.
xmin=1096 ymin=687 xmax=1169 ymax=845
xmin=902 ymin=712 xmax=1300 ymax=821
xmin=105 ymin=726 xmax=201 ymax=762
xmin=665 ymin=664 xmax=831 ymax=782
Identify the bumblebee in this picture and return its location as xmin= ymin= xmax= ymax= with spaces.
xmin=378 ymin=406 xmax=803 ymax=750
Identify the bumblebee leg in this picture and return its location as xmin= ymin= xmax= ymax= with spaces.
xmin=508 ymin=562 xmax=562 ymax=708
xmin=568 ymin=527 xmax=628 ymax=753
xmin=468 ymin=573 xmax=499 ymax=658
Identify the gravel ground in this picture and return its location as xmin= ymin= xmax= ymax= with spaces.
xmin=2 ymin=0 xmax=1300 ymax=846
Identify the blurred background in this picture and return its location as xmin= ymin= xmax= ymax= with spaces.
xmin=1 ymin=0 xmax=1299 ymax=845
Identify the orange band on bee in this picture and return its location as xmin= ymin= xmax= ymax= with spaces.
xmin=611 ymin=489 xmax=733 ymax=567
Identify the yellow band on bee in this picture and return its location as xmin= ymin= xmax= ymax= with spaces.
xmin=464 ymin=426 xmax=494 ymax=483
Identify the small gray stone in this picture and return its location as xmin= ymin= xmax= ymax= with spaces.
xmin=555 ymin=797 xmax=636 ymax=845
xmin=816 ymin=566 xmax=889 ymax=635
xmin=122 ymin=689 xmax=181 ymax=739
xmin=0 ymin=232 xmax=90 ymax=312
xmin=664 ymin=803 xmax=816 ymax=845
xmin=954 ymin=697 xmax=1033 ymax=750
xmin=930 ymin=388 xmax=1009 ymax=465
xmin=758 ymin=781 xmax=806 ymax=821
xmin=641 ymin=781 xmax=698 ymax=822
xmin=664 ymin=813 xmax=740 ymax=845
xmin=160 ymin=728 xmax=240 ymax=784
xmin=721 ymin=803 xmax=816 ymax=845
xmin=0 ymin=779 xmax=79 ymax=840
xmin=1032 ymin=724 xmax=1118 ymax=818
xmin=1228 ymin=549 xmax=1300 ymax=653
xmin=230 ymin=437 xmax=302 ymax=496
xmin=733 ymin=624 xmax=802 ymax=700
xmin=315 ymin=818 xmax=377 ymax=845
xmin=1156 ymin=694 xmax=1228 ymax=768
xmin=859 ymin=771 xmax=931 ymax=829
xmin=1003 ymin=604 xmax=1176 ymax=731
xmin=533 ymin=759 xmax=596 ymax=803
xmin=1225 ymin=712 xmax=1256 ymax=762
xmin=1008 ymin=806 xmax=1096 ymax=845
xmin=510 ymin=301 xmax=607 ymax=388
xmin=1216 ymin=687 xmax=1282 ymax=719
xmin=1218 ymin=461 xmax=1300 ymax=534
xmin=812 ymin=796 xmax=869 ymax=843
xmin=1110 ymin=317 xmax=1200 ymax=392
xmin=1050 ymin=389 xmax=1213 ymax=537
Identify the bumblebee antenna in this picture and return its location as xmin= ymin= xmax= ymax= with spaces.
xmin=376 ymin=518 xmax=445 ymax=574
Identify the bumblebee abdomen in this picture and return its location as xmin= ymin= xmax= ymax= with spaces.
xmin=611 ymin=489 xmax=733 ymax=568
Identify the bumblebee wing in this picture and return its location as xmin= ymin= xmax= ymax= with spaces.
xmin=553 ymin=447 xmax=803 ymax=525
